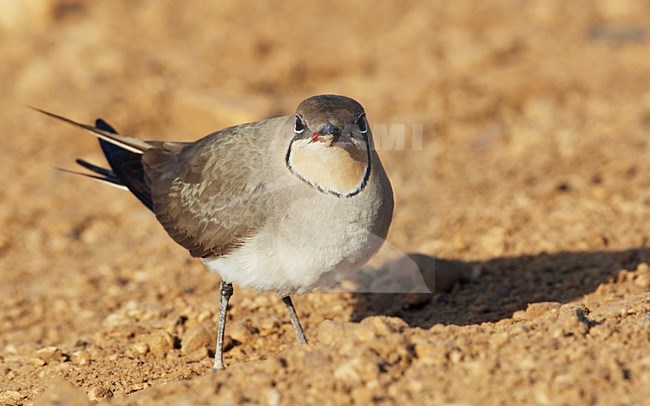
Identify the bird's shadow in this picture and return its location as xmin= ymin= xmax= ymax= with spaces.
xmin=349 ymin=248 xmax=650 ymax=328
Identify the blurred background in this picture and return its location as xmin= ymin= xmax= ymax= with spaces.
xmin=1 ymin=0 xmax=650 ymax=403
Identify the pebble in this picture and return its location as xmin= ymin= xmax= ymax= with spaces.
xmin=87 ymin=386 xmax=113 ymax=401
xmin=142 ymin=330 xmax=174 ymax=359
xmin=333 ymin=357 xmax=379 ymax=385
xmin=0 ymin=390 xmax=23 ymax=405
xmin=360 ymin=316 xmax=407 ymax=336
xmin=184 ymin=347 xmax=209 ymax=363
xmin=196 ymin=309 xmax=212 ymax=323
xmin=552 ymin=305 xmax=593 ymax=337
xmin=181 ymin=326 xmax=212 ymax=354
xmin=128 ymin=342 xmax=149 ymax=357
xmin=489 ymin=331 xmax=510 ymax=348
xmin=228 ymin=320 xmax=253 ymax=343
xmin=448 ymin=349 xmax=463 ymax=363
xmin=265 ymin=389 xmax=281 ymax=406
xmin=71 ymin=350 xmax=91 ymax=365
xmin=28 ymin=357 xmax=46 ymax=366
xmin=103 ymin=313 xmax=133 ymax=328
xmin=413 ymin=341 xmax=444 ymax=365
xmin=36 ymin=346 xmax=64 ymax=363
xmin=515 ymin=302 xmax=562 ymax=321
xmin=634 ymin=274 xmax=650 ymax=289
xmin=353 ymin=326 xmax=378 ymax=342
xmin=259 ymin=318 xmax=280 ymax=335
xmin=3 ymin=343 xmax=17 ymax=354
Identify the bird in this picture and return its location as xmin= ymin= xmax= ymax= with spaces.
xmin=36 ymin=94 xmax=394 ymax=370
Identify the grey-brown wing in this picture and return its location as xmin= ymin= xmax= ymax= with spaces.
xmin=142 ymin=123 xmax=273 ymax=258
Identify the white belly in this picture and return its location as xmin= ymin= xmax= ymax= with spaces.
xmin=201 ymin=194 xmax=385 ymax=297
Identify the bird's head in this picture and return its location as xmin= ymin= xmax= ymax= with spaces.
xmin=286 ymin=95 xmax=372 ymax=198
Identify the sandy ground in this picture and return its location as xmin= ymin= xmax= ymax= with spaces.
xmin=1 ymin=0 xmax=650 ymax=404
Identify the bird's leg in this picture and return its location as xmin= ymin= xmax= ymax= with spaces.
xmin=212 ymin=280 xmax=233 ymax=371
xmin=282 ymin=296 xmax=308 ymax=345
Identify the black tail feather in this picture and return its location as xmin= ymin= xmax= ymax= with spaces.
xmin=93 ymin=118 xmax=154 ymax=211
xmin=56 ymin=167 xmax=127 ymax=190
xmin=75 ymin=159 xmax=116 ymax=178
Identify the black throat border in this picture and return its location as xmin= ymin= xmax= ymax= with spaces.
xmin=284 ymin=133 xmax=372 ymax=198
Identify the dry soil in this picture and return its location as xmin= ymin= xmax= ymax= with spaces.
xmin=1 ymin=1 xmax=650 ymax=405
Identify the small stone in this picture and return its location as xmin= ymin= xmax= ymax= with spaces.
xmin=553 ymin=305 xmax=593 ymax=337
xmin=181 ymin=326 xmax=212 ymax=354
xmin=127 ymin=342 xmax=149 ymax=357
xmin=617 ymin=269 xmax=633 ymax=283
xmin=142 ymin=330 xmax=174 ymax=359
xmin=196 ymin=309 xmax=212 ymax=323
xmin=634 ymin=274 xmax=650 ymax=289
xmin=0 ymin=391 xmax=23 ymax=404
xmin=522 ymin=302 xmax=562 ymax=321
xmin=340 ymin=357 xmax=380 ymax=385
xmin=103 ymin=313 xmax=132 ymax=328
xmin=259 ymin=318 xmax=279 ymax=335
xmin=228 ymin=320 xmax=253 ymax=343
xmin=353 ymin=326 xmax=378 ymax=342
xmin=413 ymin=342 xmax=444 ymax=365
xmin=333 ymin=359 xmax=362 ymax=384
xmin=29 ymin=357 xmax=46 ymax=366
xmin=265 ymin=389 xmax=281 ymax=406
xmin=489 ymin=332 xmax=510 ymax=348
xmin=448 ymin=349 xmax=463 ymax=363
xmin=36 ymin=346 xmax=64 ymax=363
xmin=71 ymin=351 xmax=91 ymax=365
xmin=3 ymin=343 xmax=17 ymax=354
xmin=360 ymin=316 xmax=407 ymax=335
xmin=87 ymin=386 xmax=113 ymax=401
xmin=184 ymin=347 xmax=209 ymax=363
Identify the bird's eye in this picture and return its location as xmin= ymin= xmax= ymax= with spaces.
xmin=356 ymin=114 xmax=368 ymax=133
xmin=294 ymin=116 xmax=305 ymax=133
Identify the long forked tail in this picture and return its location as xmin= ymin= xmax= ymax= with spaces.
xmin=31 ymin=108 xmax=152 ymax=153
xmin=36 ymin=108 xmax=154 ymax=211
